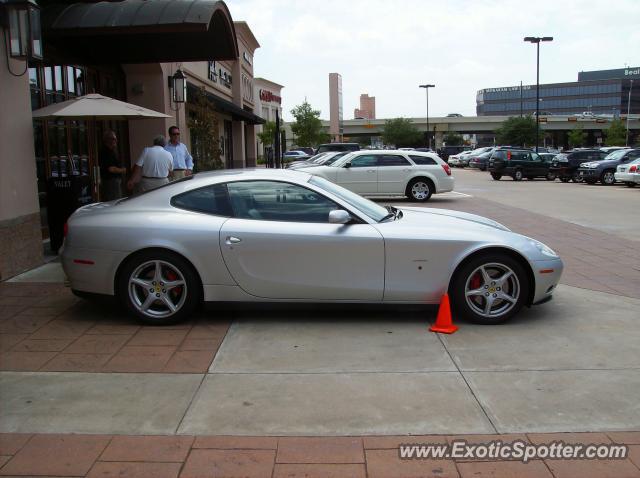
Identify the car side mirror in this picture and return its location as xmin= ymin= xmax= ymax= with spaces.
xmin=344 ymin=162 xmax=351 ymax=168
xmin=328 ymin=210 xmax=351 ymax=224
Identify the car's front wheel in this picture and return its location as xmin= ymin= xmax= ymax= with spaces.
xmin=118 ymin=250 xmax=200 ymax=325
xmin=406 ymin=178 xmax=433 ymax=202
xmin=451 ymin=253 xmax=529 ymax=324
xmin=600 ymin=169 xmax=615 ymax=185
xmin=546 ymin=173 xmax=556 ymax=181
xmin=513 ymin=169 xmax=524 ymax=181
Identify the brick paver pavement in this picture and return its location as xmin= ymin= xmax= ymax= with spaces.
xmin=0 ymin=432 xmax=638 ymax=477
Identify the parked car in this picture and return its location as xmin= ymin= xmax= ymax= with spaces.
xmin=614 ymin=158 xmax=640 ymax=187
xmin=549 ymin=149 xmax=607 ymax=183
xmin=283 ymin=150 xmax=310 ymax=163
xmin=414 ymin=147 xmax=434 ymax=153
xmin=438 ymin=145 xmax=471 ymax=162
xmin=468 ymin=149 xmax=496 ymax=171
xmin=291 ymin=147 xmax=315 ymax=156
xmin=577 ymin=148 xmax=640 ymax=185
xmin=286 ymin=152 xmax=330 ymax=169
xmin=315 ymin=143 xmax=360 ymax=154
xmin=291 ymin=152 xmax=348 ymax=170
xmin=488 ymin=147 xmax=556 ymax=181
xmin=305 ymin=150 xmax=454 ymax=202
xmin=450 ymin=147 xmax=492 ymax=168
xmin=62 ymin=169 xmax=562 ymax=325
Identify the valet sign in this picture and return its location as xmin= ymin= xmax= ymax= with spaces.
xmin=260 ymin=90 xmax=281 ymax=104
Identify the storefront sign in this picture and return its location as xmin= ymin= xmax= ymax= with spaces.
xmin=260 ymin=89 xmax=281 ymax=104
xmin=208 ymin=61 xmax=217 ymax=82
xmin=483 ymin=85 xmax=532 ymax=93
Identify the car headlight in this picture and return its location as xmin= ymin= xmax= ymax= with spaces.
xmin=530 ymin=239 xmax=558 ymax=258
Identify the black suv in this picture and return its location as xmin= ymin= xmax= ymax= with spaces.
xmin=549 ymin=149 xmax=608 ymax=183
xmin=488 ymin=147 xmax=555 ymax=181
xmin=315 ymin=143 xmax=360 ymax=154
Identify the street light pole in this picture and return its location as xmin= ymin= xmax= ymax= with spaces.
xmin=626 ymin=79 xmax=633 ymax=146
xmin=419 ymin=84 xmax=435 ymax=149
xmin=524 ymin=36 xmax=553 ymax=153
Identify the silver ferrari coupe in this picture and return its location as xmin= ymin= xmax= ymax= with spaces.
xmin=61 ymin=169 xmax=563 ymax=325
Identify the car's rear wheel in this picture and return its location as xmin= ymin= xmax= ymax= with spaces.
xmin=451 ymin=253 xmax=530 ymax=324
xmin=118 ymin=250 xmax=200 ymax=325
xmin=406 ymin=178 xmax=433 ymax=202
xmin=600 ymin=170 xmax=615 ymax=185
xmin=513 ymin=169 xmax=523 ymax=181
xmin=490 ymin=173 xmax=502 ymax=180
xmin=572 ymin=173 xmax=583 ymax=183
xmin=546 ymin=173 xmax=556 ymax=181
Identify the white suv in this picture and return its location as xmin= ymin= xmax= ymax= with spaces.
xmin=303 ymin=150 xmax=454 ymax=201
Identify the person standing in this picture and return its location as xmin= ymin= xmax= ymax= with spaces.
xmin=99 ymin=130 xmax=126 ymax=201
xmin=127 ymin=135 xmax=173 ymax=194
xmin=164 ymin=125 xmax=193 ymax=179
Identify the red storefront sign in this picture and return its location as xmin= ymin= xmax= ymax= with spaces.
xmin=260 ymin=89 xmax=282 ymax=104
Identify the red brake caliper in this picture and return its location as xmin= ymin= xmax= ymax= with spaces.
xmin=470 ymin=272 xmax=482 ymax=290
xmin=166 ymin=270 xmax=182 ymax=298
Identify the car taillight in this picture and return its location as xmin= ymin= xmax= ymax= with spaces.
xmin=507 ymin=151 xmax=512 ymax=160
xmin=442 ymin=163 xmax=451 ymax=176
xmin=63 ymin=222 xmax=68 ymax=237
xmin=630 ymin=165 xmax=638 ymax=173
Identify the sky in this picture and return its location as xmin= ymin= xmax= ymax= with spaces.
xmin=227 ymin=0 xmax=640 ymax=122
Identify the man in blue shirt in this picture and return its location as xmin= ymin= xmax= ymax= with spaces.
xmin=165 ymin=125 xmax=194 ymax=179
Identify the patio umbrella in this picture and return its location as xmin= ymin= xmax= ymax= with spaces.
xmin=31 ymin=93 xmax=171 ymax=120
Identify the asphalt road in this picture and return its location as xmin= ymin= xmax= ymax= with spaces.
xmin=443 ymin=167 xmax=640 ymax=242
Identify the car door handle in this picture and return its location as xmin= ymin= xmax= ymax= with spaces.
xmin=225 ymin=236 xmax=242 ymax=245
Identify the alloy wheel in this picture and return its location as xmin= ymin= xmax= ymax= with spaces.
xmin=411 ymin=181 xmax=430 ymax=200
xmin=128 ymin=260 xmax=187 ymax=319
xmin=464 ymin=262 xmax=520 ymax=319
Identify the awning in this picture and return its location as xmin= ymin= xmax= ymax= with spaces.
xmin=42 ymin=0 xmax=238 ymax=64
xmin=32 ymin=93 xmax=171 ymax=120
xmin=189 ymin=84 xmax=265 ymax=125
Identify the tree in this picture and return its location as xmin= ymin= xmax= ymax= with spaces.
xmin=290 ymin=101 xmax=329 ymax=146
xmin=443 ymin=132 xmax=463 ymax=146
xmin=567 ymin=125 xmax=586 ymax=148
xmin=604 ymin=119 xmax=627 ymax=146
xmin=495 ymin=116 xmax=538 ymax=147
xmin=257 ymin=121 xmax=282 ymax=147
xmin=187 ymin=87 xmax=223 ymax=171
xmin=381 ymin=118 xmax=422 ymax=147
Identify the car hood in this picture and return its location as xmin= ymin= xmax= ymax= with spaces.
xmin=398 ymin=207 xmax=511 ymax=232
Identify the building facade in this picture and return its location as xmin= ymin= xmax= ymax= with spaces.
xmin=253 ymin=78 xmax=284 ymax=157
xmin=354 ymin=93 xmax=375 ymax=119
xmin=329 ymin=73 xmax=343 ymax=142
xmin=0 ymin=0 xmax=265 ymax=280
xmin=477 ymin=67 xmax=640 ymax=117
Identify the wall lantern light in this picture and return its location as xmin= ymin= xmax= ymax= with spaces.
xmin=170 ymin=68 xmax=187 ymax=103
xmin=2 ymin=0 xmax=42 ymax=61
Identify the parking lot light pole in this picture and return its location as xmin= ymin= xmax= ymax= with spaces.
xmin=524 ymin=36 xmax=553 ymax=152
xmin=419 ymin=84 xmax=435 ymax=149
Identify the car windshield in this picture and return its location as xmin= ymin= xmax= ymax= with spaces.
xmin=328 ymin=152 xmax=358 ymax=167
xmin=308 ymin=176 xmax=388 ymax=222
xmin=321 ymin=152 xmax=347 ymax=165
xmin=604 ymin=149 xmax=629 ymax=160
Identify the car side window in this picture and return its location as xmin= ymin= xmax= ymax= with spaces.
xmin=349 ymin=155 xmax=379 ymax=167
xmin=408 ymin=155 xmax=437 ymax=165
xmin=226 ymin=181 xmax=342 ymax=223
xmin=530 ymin=153 xmax=541 ymax=161
xmin=379 ymin=155 xmax=411 ymax=166
xmin=170 ymin=184 xmax=232 ymax=216
xmin=626 ymin=151 xmax=640 ymax=160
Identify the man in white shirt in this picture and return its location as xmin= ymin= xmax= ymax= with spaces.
xmin=127 ymin=135 xmax=174 ymax=194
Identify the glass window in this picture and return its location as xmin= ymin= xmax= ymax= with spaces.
xmin=226 ymin=181 xmax=341 ymax=223
xmin=54 ymin=66 xmax=63 ymax=92
xmin=379 ymin=155 xmax=410 ymax=166
xmin=67 ymin=66 xmax=75 ymax=94
xmin=349 ymin=155 xmax=378 ymax=167
xmin=409 ymin=155 xmax=437 ymax=165
xmin=171 ymin=184 xmax=232 ymax=216
xmin=44 ymin=67 xmax=53 ymax=91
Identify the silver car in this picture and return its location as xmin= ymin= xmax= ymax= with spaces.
xmin=61 ymin=169 xmax=562 ymax=325
xmin=614 ymin=158 xmax=640 ymax=187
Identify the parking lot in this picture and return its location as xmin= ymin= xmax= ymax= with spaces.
xmin=1 ymin=168 xmax=639 ymax=476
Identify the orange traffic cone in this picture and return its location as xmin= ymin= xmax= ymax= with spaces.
xmin=429 ymin=293 xmax=458 ymax=334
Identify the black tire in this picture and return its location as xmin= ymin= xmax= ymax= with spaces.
xmin=560 ymin=176 xmax=570 ymax=183
xmin=625 ymin=182 xmax=637 ymax=188
xmin=450 ymin=252 xmax=530 ymax=325
xmin=572 ymin=172 xmax=583 ymax=183
xmin=480 ymin=165 xmax=486 ymax=171
xmin=117 ymin=250 xmax=201 ymax=325
xmin=490 ymin=173 xmax=502 ymax=180
xmin=512 ymin=169 xmax=523 ymax=181
xmin=406 ymin=178 xmax=434 ymax=202
xmin=546 ymin=173 xmax=556 ymax=181
xmin=600 ymin=169 xmax=615 ymax=185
